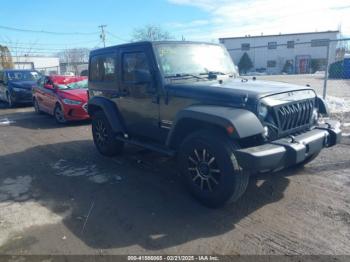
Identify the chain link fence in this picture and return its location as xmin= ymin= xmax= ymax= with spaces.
xmin=35 ymin=62 xmax=89 ymax=76
xmin=35 ymin=66 xmax=60 ymax=75
xmin=223 ymin=38 xmax=350 ymax=116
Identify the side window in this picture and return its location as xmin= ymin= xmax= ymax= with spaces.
xmin=90 ymin=56 xmax=101 ymax=81
xmin=122 ymin=52 xmax=150 ymax=82
xmin=103 ymin=57 xmax=116 ymax=81
xmin=90 ymin=55 xmax=116 ymax=82
xmin=37 ymin=77 xmax=44 ymax=88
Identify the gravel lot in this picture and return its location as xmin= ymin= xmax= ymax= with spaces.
xmin=0 ymin=103 xmax=350 ymax=255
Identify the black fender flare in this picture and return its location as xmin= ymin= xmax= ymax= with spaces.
xmin=166 ymin=105 xmax=264 ymax=147
xmin=316 ymin=96 xmax=329 ymax=116
xmin=88 ymin=96 xmax=126 ymax=133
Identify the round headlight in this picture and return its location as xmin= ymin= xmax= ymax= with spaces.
xmin=258 ymin=104 xmax=269 ymax=119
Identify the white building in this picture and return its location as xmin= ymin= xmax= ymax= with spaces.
xmin=13 ymin=56 xmax=60 ymax=75
xmin=219 ymin=31 xmax=340 ymax=74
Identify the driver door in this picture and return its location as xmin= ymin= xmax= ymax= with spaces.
xmin=117 ymin=46 xmax=161 ymax=142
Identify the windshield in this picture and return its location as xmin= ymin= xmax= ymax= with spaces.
xmin=7 ymin=71 xmax=40 ymax=81
xmin=56 ymin=79 xmax=88 ymax=90
xmin=155 ymin=43 xmax=237 ymax=78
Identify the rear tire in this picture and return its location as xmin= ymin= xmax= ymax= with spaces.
xmin=178 ymin=130 xmax=249 ymax=208
xmin=92 ymin=111 xmax=124 ymax=156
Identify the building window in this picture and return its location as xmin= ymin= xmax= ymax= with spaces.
xmin=287 ymin=41 xmax=295 ymax=48
xmin=267 ymin=60 xmax=276 ymax=67
xmin=241 ymin=43 xmax=250 ymax=51
xmin=268 ymin=42 xmax=277 ymax=49
xmin=311 ymin=39 xmax=329 ymax=47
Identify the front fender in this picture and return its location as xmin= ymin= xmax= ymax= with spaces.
xmin=316 ymin=96 xmax=330 ymax=116
xmin=167 ymin=105 xmax=264 ymax=146
xmin=88 ymin=96 xmax=126 ymax=133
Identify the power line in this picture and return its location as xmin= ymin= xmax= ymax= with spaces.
xmin=106 ymin=31 xmax=128 ymax=42
xmin=0 ymin=25 xmax=98 ymax=35
xmin=6 ymin=45 xmax=93 ymax=51
xmin=0 ymin=40 xmax=99 ymax=46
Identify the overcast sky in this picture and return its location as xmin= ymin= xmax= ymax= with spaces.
xmin=0 ymin=0 xmax=348 ymax=55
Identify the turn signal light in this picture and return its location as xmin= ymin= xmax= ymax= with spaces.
xmin=226 ymin=126 xmax=235 ymax=134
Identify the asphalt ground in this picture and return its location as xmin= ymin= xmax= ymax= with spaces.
xmin=0 ymin=103 xmax=349 ymax=255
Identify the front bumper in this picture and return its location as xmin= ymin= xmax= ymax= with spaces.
xmin=11 ymin=90 xmax=33 ymax=103
xmin=63 ymin=103 xmax=90 ymax=121
xmin=235 ymin=121 xmax=342 ymax=172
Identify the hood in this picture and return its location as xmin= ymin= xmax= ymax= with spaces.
xmin=9 ymin=80 xmax=37 ymax=90
xmin=166 ymin=78 xmax=315 ymax=106
xmin=57 ymin=89 xmax=88 ymax=102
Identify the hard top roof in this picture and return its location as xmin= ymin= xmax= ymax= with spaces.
xmin=90 ymin=40 xmax=221 ymax=56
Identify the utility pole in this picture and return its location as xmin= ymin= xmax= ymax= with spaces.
xmin=98 ymin=25 xmax=107 ymax=47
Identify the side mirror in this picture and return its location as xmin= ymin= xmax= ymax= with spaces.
xmin=44 ymin=84 xmax=54 ymax=90
xmin=133 ymin=69 xmax=152 ymax=84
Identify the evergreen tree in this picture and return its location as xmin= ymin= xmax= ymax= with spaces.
xmin=238 ymin=52 xmax=253 ymax=74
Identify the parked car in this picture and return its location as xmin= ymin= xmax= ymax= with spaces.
xmin=32 ymin=75 xmax=89 ymax=123
xmin=87 ymin=41 xmax=341 ymax=207
xmin=0 ymin=69 xmax=40 ymax=107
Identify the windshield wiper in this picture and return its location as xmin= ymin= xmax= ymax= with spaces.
xmin=165 ymin=73 xmax=207 ymax=80
xmin=200 ymin=71 xmax=226 ymax=76
xmin=199 ymin=71 xmax=228 ymax=79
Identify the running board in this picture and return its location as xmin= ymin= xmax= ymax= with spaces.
xmin=116 ymin=136 xmax=176 ymax=157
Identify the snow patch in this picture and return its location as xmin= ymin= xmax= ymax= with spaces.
xmin=51 ymin=160 xmax=115 ymax=184
xmin=0 ymin=118 xmax=15 ymax=126
xmin=52 ymin=159 xmax=98 ymax=177
xmin=88 ymin=175 xmax=109 ymax=184
xmin=325 ymin=96 xmax=350 ymax=114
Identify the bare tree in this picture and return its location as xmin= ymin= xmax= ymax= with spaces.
xmin=57 ymin=48 xmax=90 ymax=75
xmin=0 ymin=45 xmax=14 ymax=69
xmin=131 ymin=24 xmax=173 ymax=42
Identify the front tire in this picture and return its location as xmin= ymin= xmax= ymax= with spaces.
xmin=6 ymin=92 xmax=14 ymax=108
xmin=92 ymin=111 xmax=124 ymax=156
xmin=33 ymin=98 xmax=42 ymax=114
xmin=178 ymin=130 xmax=249 ymax=208
xmin=54 ymin=104 xmax=67 ymax=124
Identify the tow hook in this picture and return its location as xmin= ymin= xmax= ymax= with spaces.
xmin=289 ymin=135 xmax=298 ymax=144
xmin=325 ymin=122 xmax=332 ymax=129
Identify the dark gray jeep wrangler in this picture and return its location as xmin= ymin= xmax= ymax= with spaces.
xmin=87 ymin=41 xmax=341 ymax=207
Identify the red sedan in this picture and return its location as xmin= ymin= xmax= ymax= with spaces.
xmin=32 ymin=75 xmax=89 ymax=123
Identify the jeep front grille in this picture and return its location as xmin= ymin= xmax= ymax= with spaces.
xmin=276 ymin=99 xmax=314 ymax=133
